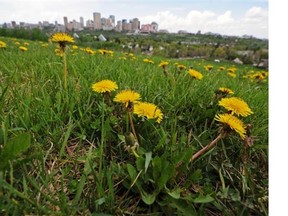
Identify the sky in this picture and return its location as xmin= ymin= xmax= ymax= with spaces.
xmin=0 ymin=0 xmax=268 ymax=39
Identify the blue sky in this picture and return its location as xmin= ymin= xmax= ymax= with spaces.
xmin=0 ymin=0 xmax=269 ymax=38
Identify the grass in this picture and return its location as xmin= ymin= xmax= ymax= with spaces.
xmin=0 ymin=36 xmax=268 ymax=215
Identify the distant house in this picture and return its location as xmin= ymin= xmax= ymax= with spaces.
xmin=233 ymin=58 xmax=243 ymax=64
xmin=98 ymin=34 xmax=107 ymax=42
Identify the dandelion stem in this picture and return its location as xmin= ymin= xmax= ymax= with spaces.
xmin=99 ymin=98 xmax=106 ymax=184
xmin=189 ymin=131 xmax=226 ymax=162
xmin=63 ymin=48 xmax=67 ymax=90
xmin=128 ymin=110 xmax=138 ymax=144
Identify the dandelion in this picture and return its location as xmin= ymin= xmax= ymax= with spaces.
xmin=228 ymin=67 xmax=237 ymax=73
xmin=114 ymin=90 xmax=141 ymax=107
xmin=19 ymin=46 xmax=28 ymax=51
xmin=72 ymin=45 xmax=78 ymax=50
xmin=51 ymin=32 xmax=74 ymax=48
xmin=205 ymin=65 xmax=213 ymax=71
xmin=143 ymin=58 xmax=154 ymax=64
xmin=85 ymin=47 xmax=96 ymax=55
xmin=228 ymin=72 xmax=236 ymax=78
xmin=158 ymin=61 xmax=169 ymax=68
xmin=177 ymin=64 xmax=187 ymax=71
xmin=51 ymin=32 xmax=74 ymax=90
xmin=92 ymin=79 xmax=118 ymax=94
xmin=188 ymin=69 xmax=203 ymax=80
xmin=218 ymin=97 xmax=253 ymax=117
xmin=0 ymin=41 xmax=7 ymax=48
xmin=23 ymin=42 xmax=29 ymax=46
xmin=218 ymin=66 xmax=225 ymax=71
xmin=217 ymin=87 xmax=234 ymax=95
xmin=87 ymin=48 xmax=96 ymax=55
xmin=55 ymin=48 xmax=64 ymax=57
xmin=215 ymin=113 xmax=246 ymax=139
xmin=134 ymin=102 xmax=163 ymax=123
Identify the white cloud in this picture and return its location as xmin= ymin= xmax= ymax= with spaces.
xmin=140 ymin=7 xmax=268 ymax=38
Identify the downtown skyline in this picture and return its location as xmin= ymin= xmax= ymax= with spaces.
xmin=0 ymin=0 xmax=269 ymax=38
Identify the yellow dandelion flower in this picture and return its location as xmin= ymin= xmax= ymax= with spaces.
xmin=218 ymin=87 xmax=234 ymax=95
xmin=133 ymin=102 xmax=163 ymax=123
xmin=119 ymin=56 xmax=127 ymax=60
xmin=15 ymin=41 xmax=20 ymax=45
xmin=23 ymin=42 xmax=29 ymax=46
xmin=228 ymin=72 xmax=236 ymax=78
xmin=51 ymin=32 xmax=75 ymax=44
xmin=205 ymin=65 xmax=213 ymax=71
xmin=215 ymin=113 xmax=246 ymax=139
xmin=177 ymin=64 xmax=187 ymax=70
xmin=228 ymin=67 xmax=237 ymax=73
xmin=54 ymin=48 xmax=64 ymax=56
xmin=92 ymin=80 xmax=118 ymax=93
xmin=114 ymin=90 xmax=141 ymax=107
xmin=19 ymin=46 xmax=28 ymax=51
xmin=158 ymin=61 xmax=169 ymax=68
xmin=0 ymin=40 xmax=6 ymax=48
xmin=251 ymin=72 xmax=266 ymax=81
xmin=218 ymin=66 xmax=225 ymax=71
xmin=218 ymin=97 xmax=253 ymax=117
xmin=188 ymin=69 xmax=203 ymax=80
xmin=85 ymin=47 xmax=96 ymax=55
xmin=72 ymin=45 xmax=78 ymax=50
xmin=143 ymin=58 xmax=154 ymax=64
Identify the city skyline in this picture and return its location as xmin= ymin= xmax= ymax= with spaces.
xmin=0 ymin=0 xmax=269 ymax=38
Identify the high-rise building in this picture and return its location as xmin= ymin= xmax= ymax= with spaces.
xmin=109 ymin=15 xmax=115 ymax=27
xmin=116 ymin=20 xmax=122 ymax=32
xmin=132 ymin=18 xmax=139 ymax=31
xmin=151 ymin=22 xmax=158 ymax=32
xmin=80 ymin=17 xmax=84 ymax=28
xmin=93 ymin=12 xmax=101 ymax=30
xmin=63 ymin=17 xmax=68 ymax=30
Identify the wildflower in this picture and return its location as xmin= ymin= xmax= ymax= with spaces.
xmin=85 ymin=47 xmax=96 ymax=55
xmin=228 ymin=67 xmax=237 ymax=73
xmin=51 ymin=32 xmax=74 ymax=49
xmin=0 ymin=41 xmax=7 ymax=48
xmin=215 ymin=113 xmax=246 ymax=139
xmin=228 ymin=72 xmax=236 ymax=78
xmin=205 ymin=65 xmax=213 ymax=71
xmin=188 ymin=69 xmax=203 ymax=80
xmin=158 ymin=61 xmax=169 ymax=68
xmin=23 ymin=42 xmax=29 ymax=46
xmin=54 ymin=48 xmax=64 ymax=57
xmin=114 ymin=90 xmax=141 ymax=107
xmin=92 ymin=80 xmax=118 ymax=94
xmin=19 ymin=46 xmax=28 ymax=51
xmin=218 ymin=97 xmax=253 ymax=117
xmin=177 ymin=64 xmax=187 ymax=70
xmin=218 ymin=66 xmax=225 ymax=71
xmin=217 ymin=87 xmax=234 ymax=95
xmin=72 ymin=45 xmax=78 ymax=50
xmin=143 ymin=58 xmax=154 ymax=64
xmin=134 ymin=102 xmax=163 ymax=123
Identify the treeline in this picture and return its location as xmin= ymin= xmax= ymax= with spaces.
xmin=0 ymin=27 xmax=268 ymax=65
xmin=0 ymin=27 xmax=48 ymax=41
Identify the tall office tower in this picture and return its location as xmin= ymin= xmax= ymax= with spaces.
xmin=132 ymin=18 xmax=139 ymax=31
xmin=109 ymin=15 xmax=115 ymax=27
xmin=80 ymin=17 xmax=84 ymax=28
xmin=93 ymin=12 xmax=102 ymax=30
xmin=116 ymin=20 xmax=122 ymax=32
xmin=63 ymin=17 xmax=68 ymax=30
xmin=151 ymin=22 xmax=159 ymax=32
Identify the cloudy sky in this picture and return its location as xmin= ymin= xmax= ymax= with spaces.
xmin=0 ymin=0 xmax=268 ymax=38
